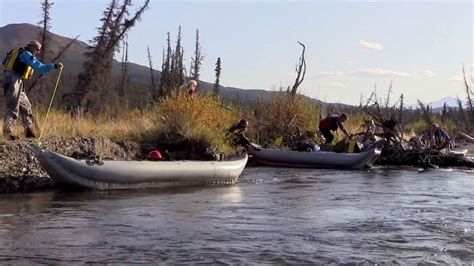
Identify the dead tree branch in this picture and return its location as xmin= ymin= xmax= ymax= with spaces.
xmin=417 ymin=99 xmax=433 ymax=125
xmin=27 ymin=35 xmax=79 ymax=93
xmin=463 ymin=64 xmax=473 ymax=109
xmin=290 ymin=41 xmax=306 ymax=96
xmin=147 ymin=46 xmax=156 ymax=90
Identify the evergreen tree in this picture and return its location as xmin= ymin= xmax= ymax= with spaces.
xmin=28 ymin=0 xmax=55 ymax=106
xmin=213 ymin=57 xmax=221 ymax=97
xmin=63 ymin=0 xmax=150 ymax=114
xmin=190 ymin=29 xmax=204 ymax=86
xmin=159 ymin=32 xmax=172 ymax=97
xmin=172 ymin=26 xmax=185 ymax=88
xmin=441 ymin=103 xmax=448 ymax=123
xmin=159 ymin=27 xmax=186 ymax=96
xmin=38 ymin=0 xmax=53 ymax=61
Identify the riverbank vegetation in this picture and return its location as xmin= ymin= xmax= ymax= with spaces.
xmin=1 ymin=0 xmax=473 ymax=162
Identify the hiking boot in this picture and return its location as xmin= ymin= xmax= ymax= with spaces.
xmin=25 ymin=128 xmax=36 ymax=139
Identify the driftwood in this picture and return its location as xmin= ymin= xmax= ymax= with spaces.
xmin=456 ymin=132 xmax=474 ymax=143
xmin=360 ymin=90 xmax=473 ymax=168
xmin=376 ymin=145 xmax=473 ymax=168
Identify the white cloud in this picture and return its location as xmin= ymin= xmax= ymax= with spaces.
xmin=312 ymin=67 xmax=435 ymax=85
xmin=318 ymin=81 xmax=346 ymax=88
xmin=359 ymin=40 xmax=383 ymax=51
xmin=315 ymin=71 xmax=345 ymax=79
xmin=349 ymin=68 xmax=415 ymax=78
xmin=418 ymin=70 xmax=436 ymax=77
xmin=310 ymin=72 xmax=346 ymax=89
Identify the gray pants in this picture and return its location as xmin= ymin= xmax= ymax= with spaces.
xmin=2 ymin=73 xmax=34 ymax=136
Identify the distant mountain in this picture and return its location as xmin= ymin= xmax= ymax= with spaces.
xmin=407 ymin=96 xmax=466 ymax=110
xmin=0 ymin=23 xmax=298 ymax=105
xmin=426 ymin=96 xmax=463 ymax=109
xmin=4 ymin=23 xmax=466 ymax=114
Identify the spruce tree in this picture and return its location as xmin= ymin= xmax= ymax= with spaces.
xmin=159 ymin=32 xmax=172 ymax=97
xmin=64 ymin=0 xmax=150 ymax=114
xmin=38 ymin=0 xmax=53 ymax=61
xmin=172 ymin=26 xmax=185 ymax=89
xmin=441 ymin=103 xmax=448 ymax=123
xmin=190 ymin=29 xmax=204 ymax=86
xmin=213 ymin=57 xmax=221 ymax=97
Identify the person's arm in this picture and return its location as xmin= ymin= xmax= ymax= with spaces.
xmin=18 ymin=51 xmax=56 ymax=74
xmin=228 ymin=124 xmax=237 ymax=133
xmin=338 ymin=121 xmax=349 ymax=136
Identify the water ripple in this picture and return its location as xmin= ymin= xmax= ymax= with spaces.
xmin=0 ymin=167 xmax=472 ymax=264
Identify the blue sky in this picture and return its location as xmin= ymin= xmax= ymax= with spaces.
xmin=1 ymin=0 xmax=472 ymax=105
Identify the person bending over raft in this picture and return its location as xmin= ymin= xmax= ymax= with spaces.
xmin=228 ymin=119 xmax=252 ymax=148
xmin=318 ymin=113 xmax=349 ymax=144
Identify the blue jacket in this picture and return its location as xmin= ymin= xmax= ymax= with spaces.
xmin=2 ymin=49 xmax=55 ymax=75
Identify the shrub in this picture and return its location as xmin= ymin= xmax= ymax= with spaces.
xmin=150 ymin=91 xmax=237 ymax=153
xmin=255 ymin=93 xmax=320 ymax=145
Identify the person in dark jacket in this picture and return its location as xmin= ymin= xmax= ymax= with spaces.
xmin=424 ymin=123 xmax=453 ymax=150
xmin=2 ymin=40 xmax=63 ymax=140
xmin=318 ymin=113 xmax=349 ymax=144
xmin=228 ymin=119 xmax=252 ymax=147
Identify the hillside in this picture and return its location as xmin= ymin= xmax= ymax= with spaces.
xmin=0 ymin=23 xmax=291 ymax=105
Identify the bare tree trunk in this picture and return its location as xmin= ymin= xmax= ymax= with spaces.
xmin=398 ymin=94 xmax=404 ymax=137
xmin=38 ymin=0 xmax=53 ymax=61
xmin=147 ymin=46 xmax=156 ymax=91
xmin=385 ymin=80 xmax=392 ymax=109
xmin=27 ymin=35 xmax=79 ymax=94
xmin=462 ymin=64 xmax=473 ymax=131
xmin=290 ymin=41 xmax=306 ymax=96
xmin=462 ymin=64 xmax=473 ymax=113
xmin=118 ymin=40 xmax=129 ymax=101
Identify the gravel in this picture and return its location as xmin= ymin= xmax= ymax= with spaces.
xmin=0 ymin=137 xmax=141 ymax=193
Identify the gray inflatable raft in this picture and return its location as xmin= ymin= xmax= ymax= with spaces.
xmin=248 ymin=146 xmax=381 ymax=169
xmin=32 ymin=148 xmax=248 ymax=190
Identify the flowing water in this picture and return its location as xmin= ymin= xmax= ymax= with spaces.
xmin=0 ymin=167 xmax=473 ymax=264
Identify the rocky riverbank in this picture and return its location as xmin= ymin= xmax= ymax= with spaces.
xmin=0 ymin=136 xmax=227 ymax=193
xmin=0 ymin=137 xmax=142 ymax=193
xmin=1 ymin=137 xmax=472 ymax=194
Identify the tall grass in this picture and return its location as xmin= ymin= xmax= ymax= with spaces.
xmin=255 ymin=93 xmax=320 ymax=144
xmin=0 ymin=107 xmax=155 ymax=142
xmin=0 ymin=91 xmax=463 ymax=149
xmin=0 ymin=93 xmax=238 ymax=152
xmin=150 ymin=92 xmax=238 ymax=153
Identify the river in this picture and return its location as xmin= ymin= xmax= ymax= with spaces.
xmin=0 ymin=167 xmax=472 ymax=264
